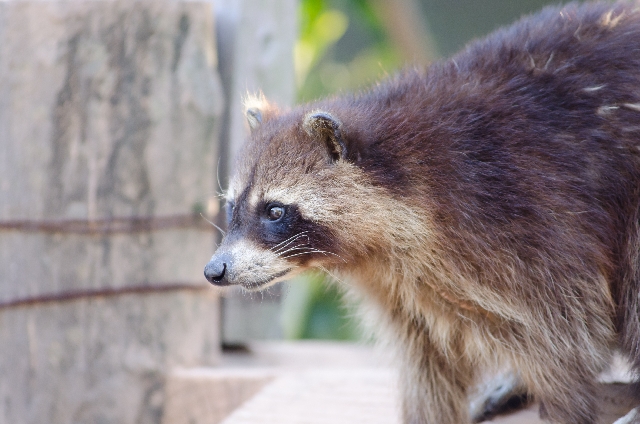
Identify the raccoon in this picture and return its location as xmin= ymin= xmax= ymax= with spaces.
xmin=205 ymin=2 xmax=640 ymax=423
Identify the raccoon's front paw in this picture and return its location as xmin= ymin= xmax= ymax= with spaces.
xmin=469 ymin=371 xmax=531 ymax=423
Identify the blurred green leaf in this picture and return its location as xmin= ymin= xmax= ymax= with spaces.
xmin=295 ymin=7 xmax=349 ymax=89
xmin=282 ymin=273 xmax=362 ymax=340
xmin=296 ymin=0 xmax=403 ymax=102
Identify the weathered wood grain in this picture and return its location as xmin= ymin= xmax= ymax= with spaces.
xmin=0 ymin=2 xmax=223 ymax=423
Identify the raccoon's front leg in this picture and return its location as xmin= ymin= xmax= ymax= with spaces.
xmin=469 ymin=370 xmax=530 ymax=423
xmin=398 ymin=333 xmax=475 ymax=424
xmin=518 ymin=343 xmax=607 ymax=424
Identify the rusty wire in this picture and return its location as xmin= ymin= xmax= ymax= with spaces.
xmin=0 ymin=214 xmax=217 ymax=235
xmin=0 ymin=213 xmax=218 ymax=310
xmin=0 ymin=283 xmax=212 ymax=310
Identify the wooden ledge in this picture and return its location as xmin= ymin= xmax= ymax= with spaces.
xmin=163 ymin=342 xmax=637 ymax=424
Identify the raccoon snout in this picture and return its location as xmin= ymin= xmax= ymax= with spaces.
xmin=204 ymin=253 xmax=232 ymax=286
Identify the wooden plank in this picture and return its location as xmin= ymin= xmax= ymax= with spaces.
xmin=220 ymin=371 xmax=634 ymax=424
xmin=220 ymin=369 xmax=400 ymax=424
xmin=0 ymin=290 xmax=221 ymax=424
xmin=163 ymin=368 xmax=277 ymax=424
xmin=197 ymin=343 xmax=635 ymax=424
xmin=163 ymin=341 xmax=394 ymax=423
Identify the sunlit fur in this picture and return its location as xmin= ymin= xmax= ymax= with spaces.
xmin=213 ymin=2 xmax=640 ymax=423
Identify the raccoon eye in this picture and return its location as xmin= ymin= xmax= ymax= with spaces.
xmin=267 ymin=204 xmax=285 ymax=221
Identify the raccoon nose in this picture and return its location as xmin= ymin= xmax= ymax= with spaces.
xmin=204 ymin=253 xmax=231 ymax=285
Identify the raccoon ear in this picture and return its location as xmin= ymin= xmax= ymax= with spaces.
xmin=246 ymin=108 xmax=262 ymax=131
xmin=303 ymin=111 xmax=345 ymax=162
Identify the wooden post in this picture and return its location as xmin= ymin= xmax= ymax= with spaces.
xmin=0 ymin=2 xmax=223 ymax=423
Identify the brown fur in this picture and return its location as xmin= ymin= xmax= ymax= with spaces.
xmin=205 ymin=2 xmax=640 ymax=423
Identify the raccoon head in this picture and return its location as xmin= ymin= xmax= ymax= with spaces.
xmin=203 ymin=100 xmax=396 ymax=291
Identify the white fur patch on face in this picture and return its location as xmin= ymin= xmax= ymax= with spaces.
xmin=225 ymin=238 xmax=300 ymax=290
xmin=248 ymin=190 xmax=261 ymax=210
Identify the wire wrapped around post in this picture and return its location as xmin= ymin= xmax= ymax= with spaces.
xmin=0 ymin=214 xmax=218 ymax=235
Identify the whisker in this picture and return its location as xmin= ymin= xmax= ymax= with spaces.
xmin=273 ymin=231 xmax=309 ymax=247
xmin=202 ymin=189 xmax=227 ymax=197
xmin=319 ymin=266 xmax=347 ymax=285
xmin=274 ymin=245 xmax=313 ymax=257
xmin=271 ymin=232 xmax=310 ymax=253
xmin=272 ymin=232 xmax=310 ymax=252
xmin=298 ymin=248 xmax=347 ymax=262
xmin=216 ymin=156 xmax=225 ymax=195
xmin=200 ymin=213 xmax=226 ymax=236
xmin=203 ymin=190 xmax=227 ymax=199
xmin=280 ymin=251 xmax=317 ymax=260
xmin=280 ymin=249 xmax=343 ymax=261
xmin=278 ymin=245 xmax=346 ymax=263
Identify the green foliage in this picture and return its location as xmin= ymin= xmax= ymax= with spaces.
xmin=282 ymin=273 xmax=362 ymax=340
xmin=295 ymin=0 xmax=402 ymax=102
xmin=295 ymin=0 xmax=349 ymax=93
